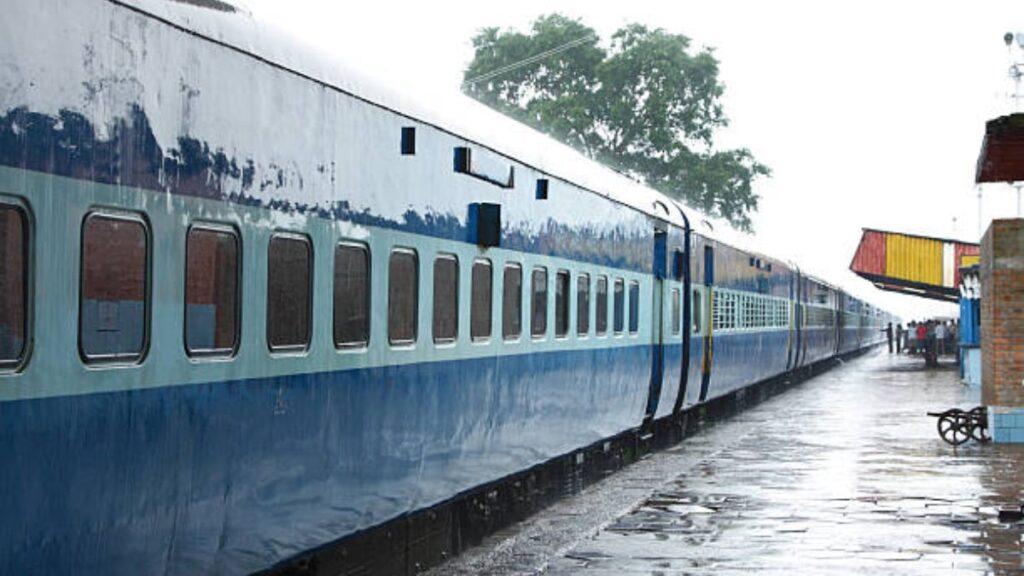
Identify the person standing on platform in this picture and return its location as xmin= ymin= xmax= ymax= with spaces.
xmin=882 ymin=322 xmax=894 ymax=353
xmin=895 ymin=323 xmax=904 ymax=353
xmin=934 ymin=321 xmax=947 ymax=356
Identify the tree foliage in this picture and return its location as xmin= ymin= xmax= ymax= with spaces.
xmin=463 ymin=14 xmax=769 ymax=231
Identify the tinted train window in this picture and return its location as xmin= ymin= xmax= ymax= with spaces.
xmin=628 ymin=281 xmax=640 ymax=334
xmin=554 ymin=270 xmax=570 ymax=338
xmin=502 ymin=263 xmax=522 ymax=340
xmin=576 ymin=274 xmax=590 ymax=336
xmin=80 ymin=213 xmax=148 ymax=362
xmin=267 ymin=234 xmax=312 ymax=351
xmin=671 ymin=288 xmax=681 ymax=335
xmin=389 ymin=249 xmax=418 ymax=345
xmin=334 ymin=242 xmax=370 ymax=348
xmin=185 ymin=226 xmax=239 ymax=357
xmin=596 ymin=276 xmax=608 ymax=335
xmin=433 ymin=254 xmax=459 ymax=343
xmin=531 ymin=267 xmax=547 ymax=338
xmin=613 ymin=278 xmax=624 ymax=334
xmin=0 ymin=206 xmax=27 ymax=367
xmin=471 ymin=259 xmax=492 ymax=340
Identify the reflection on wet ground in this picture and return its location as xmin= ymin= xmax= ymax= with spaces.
xmin=433 ymin=350 xmax=1024 ymax=575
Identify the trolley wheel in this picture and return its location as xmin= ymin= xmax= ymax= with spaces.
xmin=937 ymin=409 xmax=971 ymax=446
xmin=969 ymin=407 xmax=991 ymax=443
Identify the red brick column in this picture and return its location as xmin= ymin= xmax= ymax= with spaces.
xmin=981 ymin=219 xmax=1024 ymax=442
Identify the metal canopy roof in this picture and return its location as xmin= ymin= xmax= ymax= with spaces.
xmin=849 ymin=228 xmax=979 ymax=303
xmin=976 ymin=113 xmax=1024 ymax=184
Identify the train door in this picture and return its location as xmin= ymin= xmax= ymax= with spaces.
xmin=643 ymin=229 xmax=668 ymax=424
xmin=698 ymin=245 xmax=714 ymax=403
xmin=786 ymin=273 xmax=796 ymax=371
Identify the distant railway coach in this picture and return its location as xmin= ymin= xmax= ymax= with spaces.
xmin=0 ymin=1 xmax=891 ymax=574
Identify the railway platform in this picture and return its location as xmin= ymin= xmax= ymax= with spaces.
xmin=430 ymin=348 xmax=1024 ymax=575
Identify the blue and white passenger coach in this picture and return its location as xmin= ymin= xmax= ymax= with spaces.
xmin=0 ymin=1 xmax=890 ymax=574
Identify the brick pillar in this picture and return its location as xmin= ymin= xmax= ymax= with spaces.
xmin=980 ymin=219 xmax=1024 ymax=442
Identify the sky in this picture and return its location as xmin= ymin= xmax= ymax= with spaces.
xmin=243 ymin=0 xmax=1022 ymax=320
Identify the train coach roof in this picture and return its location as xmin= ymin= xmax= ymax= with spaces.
xmin=127 ymin=1 xmax=859 ymax=294
xmin=127 ymin=0 xmax=699 ymax=229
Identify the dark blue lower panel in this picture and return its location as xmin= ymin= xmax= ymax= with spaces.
xmin=0 ymin=346 xmax=650 ymax=575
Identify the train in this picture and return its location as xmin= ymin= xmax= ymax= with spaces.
xmin=0 ymin=1 xmax=891 ymax=574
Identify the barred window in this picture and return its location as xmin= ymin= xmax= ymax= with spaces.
xmin=80 ymin=213 xmax=149 ymax=362
xmin=471 ymin=259 xmax=492 ymax=341
xmin=576 ymin=273 xmax=590 ymax=336
xmin=186 ymin=226 xmax=239 ymax=357
xmin=712 ymin=290 xmax=737 ymax=331
xmin=596 ymin=276 xmax=608 ymax=335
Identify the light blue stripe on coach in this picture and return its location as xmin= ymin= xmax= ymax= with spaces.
xmin=0 ymin=166 xmax=656 ymax=402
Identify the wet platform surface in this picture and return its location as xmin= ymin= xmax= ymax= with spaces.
xmin=431 ymin=350 xmax=1024 ymax=575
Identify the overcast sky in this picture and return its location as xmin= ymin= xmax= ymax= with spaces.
xmin=245 ymin=0 xmax=1022 ymax=320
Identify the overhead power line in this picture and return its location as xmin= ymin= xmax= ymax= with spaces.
xmin=462 ymin=33 xmax=597 ymax=88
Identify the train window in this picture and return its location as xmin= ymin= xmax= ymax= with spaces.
xmin=596 ymin=276 xmax=608 ymax=335
xmin=692 ymin=288 xmax=702 ymax=334
xmin=531 ymin=267 xmax=548 ymax=338
xmin=80 ymin=213 xmax=148 ymax=363
xmin=554 ymin=270 xmax=569 ymax=338
xmin=334 ymin=242 xmax=370 ymax=348
xmin=0 ymin=205 xmax=28 ymax=368
xmin=626 ymin=278 xmax=634 ymax=332
xmin=389 ymin=249 xmax=418 ymax=345
xmin=267 ymin=233 xmax=312 ymax=352
xmin=671 ymin=288 xmax=681 ymax=335
xmin=628 ymin=281 xmax=640 ymax=334
xmin=502 ymin=263 xmax=522 ymax=340
xmin=471 ymin=259 xmax=492 ymax=341
xmin=613 ymin=278 xmax=624 ymax=334
xmin=433 ymin=254 xmax=459 ymax=343
xmin=576 ymin=273 xmax=590 ymax=336
xmin=185 ymin=226 xmax=239 ymax=357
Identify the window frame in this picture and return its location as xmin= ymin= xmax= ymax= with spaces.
xmin=530 ymin=266 xmax=548 ymax=339
xmin=388 ymin=247 xmax=419 ymax=347
xmin=78 ymin=209 xmax=151 ymax=365
xmin=184 ymin=222 xmax=242 ymax=359
xmin=554 ymin=269 xmax=570 ymax=339
xmin=470 ymin=258 xmax=493 ymax=342
xmin=612 ymin=277 xmax=625 ymax=335
xmin=432 ymin=252 xmax=460 ymax=345
xmin=333 ymin=240 xmax=372 ymax=350
xmin=595 ymin=275 xmax=608 ymax=336
xmin=576 ymin=273 xmax=590 ymax=337
xmin=628 ymin=280 xmax=640 ymax=335
xmin=0 ymin=198 xmax=31 ymax=372
xmin=502 ymin=262 xmax=523 ymax=341
xmin=266 ymin=231 xmax=314 ymax=354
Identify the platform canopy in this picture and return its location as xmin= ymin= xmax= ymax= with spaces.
xmin=849 ymin=229 xmax=979 ymax=302
xmin=976 ymin=113 xmax=1024 ymax=183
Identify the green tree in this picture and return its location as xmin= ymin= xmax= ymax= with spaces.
xmin=463 ymin=14 xmax=769 ymax=231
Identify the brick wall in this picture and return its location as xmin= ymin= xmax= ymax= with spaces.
xmin=981 ymin=218 xmax=1024 ymax=408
